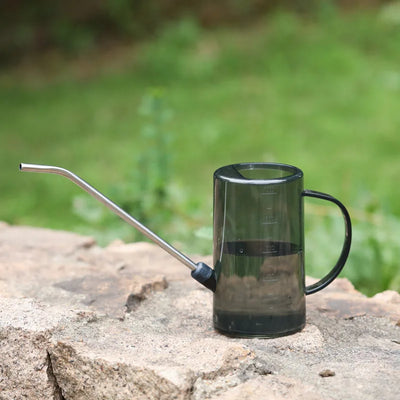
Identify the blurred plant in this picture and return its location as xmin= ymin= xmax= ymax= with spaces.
xmin=305 ymin=199 xmax=400 ymax=296
xmin=73 ymin=88 xmax=174 ymax=243
xmin=127 ymin=87 xmax=173 ymax=232
xmin=379 ymin=1 xmax=400 ymax=26
xmin=138 ymin=18 xmax=201 ymax=81
xmin=50 ymin=21 xmax=95 ymax=53
xmin=72 ymin=88 xmax=212 ymax=252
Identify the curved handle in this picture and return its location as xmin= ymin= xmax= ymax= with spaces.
xmin=302 ymin=189 xmax=352 ymax=295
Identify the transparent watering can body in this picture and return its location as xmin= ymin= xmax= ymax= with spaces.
xmin=20 ymin=162 xmax=352 ymax=338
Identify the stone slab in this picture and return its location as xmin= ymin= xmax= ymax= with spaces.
xmin=0 ymin=224 xmax=399 ymax=400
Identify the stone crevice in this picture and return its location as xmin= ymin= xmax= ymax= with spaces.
xmin=46 ymin=351 xmax=66 ymax=400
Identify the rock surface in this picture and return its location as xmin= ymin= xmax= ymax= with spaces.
xmin=0 ymin=223 xmax=399 ymax=400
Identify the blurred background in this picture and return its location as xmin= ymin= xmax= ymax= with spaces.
xmin=1 ymin=0 xmax=399 ymax=296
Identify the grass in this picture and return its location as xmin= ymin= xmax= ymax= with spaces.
xmin=1 ymin=7 xmax=399 ymax=295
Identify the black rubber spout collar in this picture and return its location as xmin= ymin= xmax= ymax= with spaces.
xmin=191 ymin=262 xmax=217 ymax=292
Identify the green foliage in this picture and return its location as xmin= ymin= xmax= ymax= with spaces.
xmin=3 ymin=0 xmax=380 ymax=63
xmin=2 ymin=8 xmax=400 ymax=295
xmin=71 ymin=88 xmax=213 ymax=252
xmin=0 ymin=0 xmax=277 ymax=63
xmin=138 ymin=18 xmax=202 ymax=80
xmin=72 ymin=89 xmax=173 ymax=243
xmin=305 ymin=201 xmax=400 ymax=296
xmin=50 ymin=22 xmax=95 ymax=54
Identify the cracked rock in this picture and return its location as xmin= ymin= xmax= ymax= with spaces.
xmin=0 ymin=298 xmax=74 ymax=400
xmin=0 ymin=224 xmax=399 ymax=399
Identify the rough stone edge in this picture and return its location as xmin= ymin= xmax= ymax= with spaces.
xmin=47 ymin=341 xmax=193 ymax=400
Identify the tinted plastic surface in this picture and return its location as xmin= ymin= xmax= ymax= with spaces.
xmin=212 ymin=163 xmax=351 ymax=337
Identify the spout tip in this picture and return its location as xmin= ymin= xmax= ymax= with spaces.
xmin=19 ymin=163 xmax=44 ymax=173
xmin=19 ymin=163 xmax=31 ymax=172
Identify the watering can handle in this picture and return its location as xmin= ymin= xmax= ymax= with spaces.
xmin=19 ymin=163 xmax=216 ymax=292
xmin=302 ymin=190 xmax=352 ymax=295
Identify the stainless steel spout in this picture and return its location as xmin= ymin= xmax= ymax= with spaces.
xmin=19 ymin=163 xmax=198 ymax=271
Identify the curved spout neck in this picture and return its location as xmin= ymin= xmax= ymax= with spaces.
xmin=19 ymin=163 xmax=198 ymax=270
xmin=19 ymin=163 xmax=217 ymax=292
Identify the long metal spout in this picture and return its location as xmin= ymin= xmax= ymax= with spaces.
xmin=19 ymin=163 xmax=198 ymax=271
xmin=20 ymin=163 xmax=217 ymax=291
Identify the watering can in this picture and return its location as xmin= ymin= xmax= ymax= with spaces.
xmin=20 ymin=162 xmax=351 ymax=337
